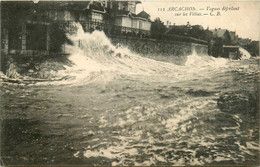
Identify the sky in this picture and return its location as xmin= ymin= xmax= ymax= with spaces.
xmin=136 ymin=0 xmax=260 ymax=41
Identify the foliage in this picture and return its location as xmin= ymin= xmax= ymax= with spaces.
xmin=167 ymin=25 xmax=207 ymax=41
xmin=166 ymin=26 xmax=188 ymax=36
xmin=190 ymin=25 xmax=207 ymax=40
xmin=151 ymin=18 xmax=166 ymax=39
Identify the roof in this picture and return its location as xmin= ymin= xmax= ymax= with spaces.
xmin=115 ymin=10 xmax=150 ymax=21
xmin=87 ymin=1 xmax=106 ymax=12
xmin=137 ymin=10 xmax=150 ymax=19
xmin=210 ymin=29 xmax=229 ymax=38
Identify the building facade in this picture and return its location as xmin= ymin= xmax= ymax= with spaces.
xmin=1 ymin=1 xmax=151 ymax=57
xmin=107 ymin=1 xmax=151 ymax=36
xmin=210 ymin=28 xmax=231 ymax=45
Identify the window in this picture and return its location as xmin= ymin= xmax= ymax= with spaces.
xmin=139 ymin=21 xmax=143 ymax=29
xmin=132 ymin=20 xmax=137 ymax=28
xmin=9 ymin=25 xmax=22 ymax=50
xmin=127 ymin=2 xmax=136 ymax=13
xmin=91 ymin=12 xmax=103 ymax=22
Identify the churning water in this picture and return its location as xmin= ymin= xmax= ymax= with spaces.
xmin=239 ymin=47 xmax=252 ymax=60
xmin=1 ymin=23 xmax=259 ymax=166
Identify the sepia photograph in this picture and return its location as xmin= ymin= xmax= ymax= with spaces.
xmin=0 ymin=0 xmax=259 ymax=166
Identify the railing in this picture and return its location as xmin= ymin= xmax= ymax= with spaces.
xmin=77 ymin=20 xmax=150 ymax=38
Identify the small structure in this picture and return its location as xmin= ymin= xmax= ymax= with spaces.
xmin=223 ymin=45 xmax=240 ymax=59
xmin=209 ymin=28 xmax=232 ymax=57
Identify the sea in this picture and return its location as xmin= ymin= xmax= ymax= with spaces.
xmin=0 ymin=23 xmax=259 ymax=166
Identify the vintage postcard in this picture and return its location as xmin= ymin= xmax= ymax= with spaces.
xmin=0 ymin=0 xmax=259 ymax=166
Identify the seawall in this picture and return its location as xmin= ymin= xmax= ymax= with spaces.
xmin=109 ymin=36 xmax=208 ymax=65
xmin=1 ymin=36 xmax=208 ymax=79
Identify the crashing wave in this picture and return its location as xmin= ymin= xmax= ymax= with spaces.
xmin=239 ymin=47 xmax=251 ymax=60
xmin=2 ymin=22 xmax=230 ymax=85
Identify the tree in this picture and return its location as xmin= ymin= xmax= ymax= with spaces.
xmin=151 ymin=18 xmax=166 ymax=39
xmin=190 ymin=25 xmax=206 ymax=40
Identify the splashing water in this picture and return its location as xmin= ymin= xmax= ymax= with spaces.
xmin=55 ymin=22 xmax=229 ymax=85
xmin=239 ymin=47 xmax=251 ymax=60
xmin=185 ymin=49 xmax=227 ymax=68
xmin=64 ymin=23 xmax=178 ymax=74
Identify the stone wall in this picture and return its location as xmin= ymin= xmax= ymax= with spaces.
xmin=109 ymin=36 xmax=208 ymax=65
